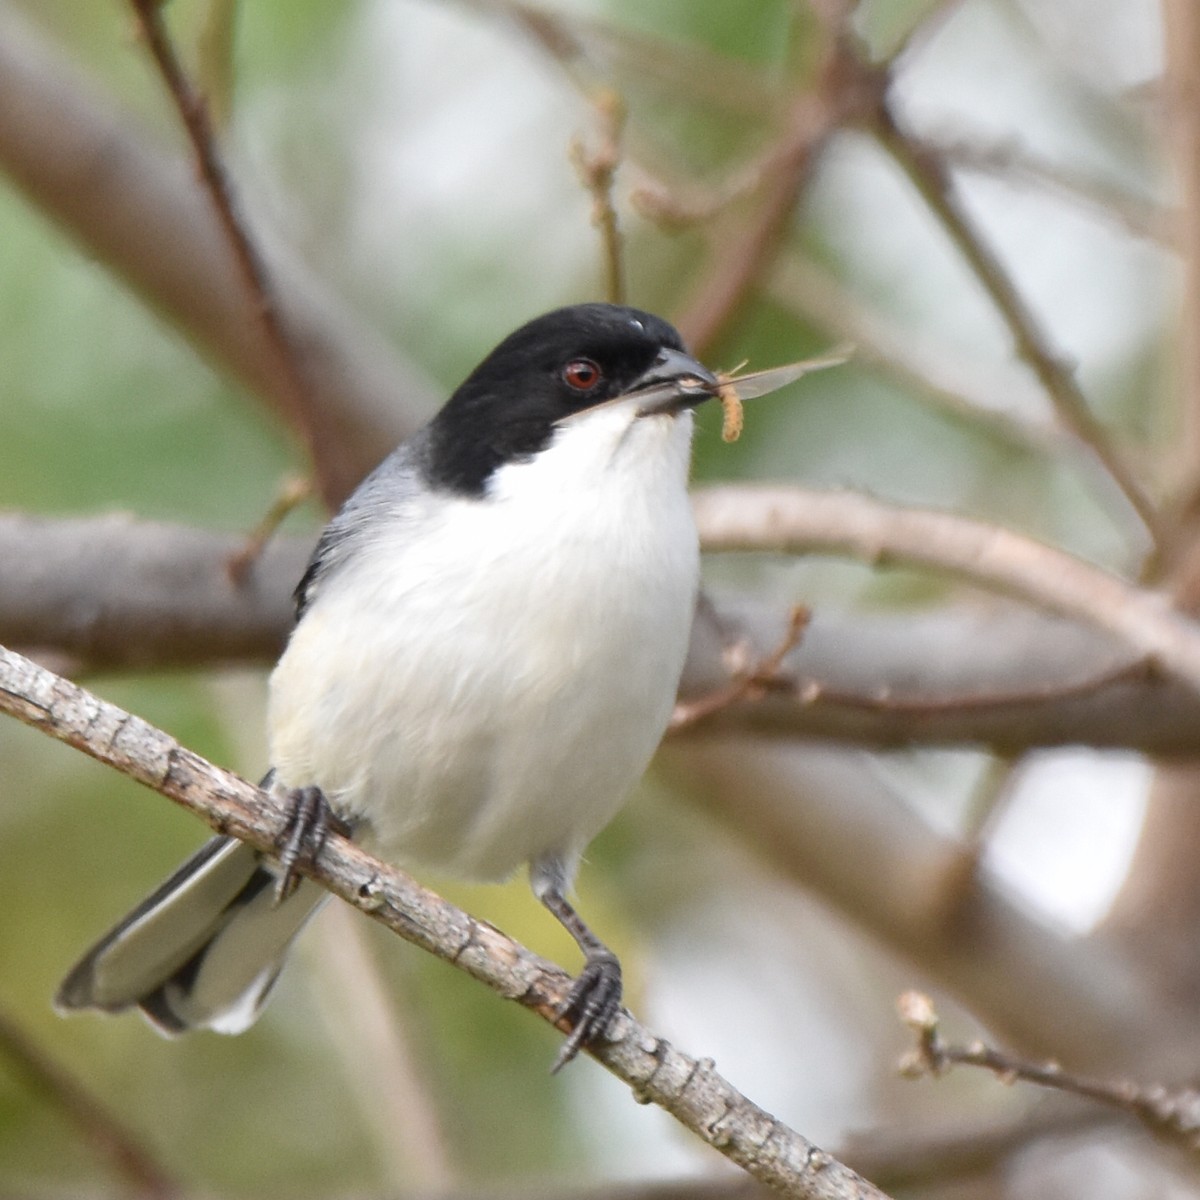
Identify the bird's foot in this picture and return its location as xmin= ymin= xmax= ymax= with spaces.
xmin=551 ymin=950 xmax=622 ymax=1073
xmin=274 ymin=786 xmax=349 ymax=903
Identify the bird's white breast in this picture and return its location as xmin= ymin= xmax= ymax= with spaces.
xmin=267 ymin=404 xmax=698 ymax=882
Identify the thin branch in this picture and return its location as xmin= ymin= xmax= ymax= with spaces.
xmin=877 ymin=0 xmax=969 ymax=67
xmin=869 ymin=100 xmax=1161 ymax=546
xmin=768 ymin=247 xmax=1168 ymax=554
xmin=126 ymin=0 xmax=331 ymax=502
xmin=676 ymin=643 xmax=1191 ymax=753
xmin=226 ymin=474 xmax=314 ymax=583
xmin=0 ymin=643 xmax=891 ymax=1200
xmin=930 ymin=133 xmax=1175 ymax=247
xmin=766 ymin=252 xmax=1074 ymax=454
xmin=473 ymin=0 xmax=787 ymax=120
xmin=691 ymin=484 xmax=1200 ymax=692
xmin=1089 ymin=0 xmax=1200 ymax=1028
xmin=670 ymin=605 xmax=809 ymax=731
xmin=674 ymin=90 xmax=840 ymax=355
xmin=959 ymin=754 xmax=1019 ymax=850
xmin=898 ymin=991 xmax=1200 ymax=1152
xmin=1163 ymin=0 xmax=1200 ymax=489
xmin=0 ymin=1006 xmax=179 ymax=1199
xmin=0 ymin=9 xmax=429 ymax=503
xmin=775 ymin=656 xmax=1153 ymax=720
xmin=632 ymin=135 xmax=832 ymax=233
xmin=672 ymin=648 xmax=1159 ymax=758
xmin=667 ymin=9 xmax=871 ymax=354
xmin=570 ymin=89 xmax=627 ymax=305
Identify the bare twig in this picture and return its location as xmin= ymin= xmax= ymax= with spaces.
xmin=0 ymin=1006 xmax=179 ymax=1199
xmin=667 ymin=2 xmax=867 ymax=354
xmin=782 ymin=656 xmax=1154 ymax=719
xmin=126 ymin=0 xmax=333 ymax=501
xmin=632 ymin=135 xmax=830 ymax=233
xmin=195 ymin=0 xmax=238 ymax=130
xmin=474 ymin=0 xmax=786 ymax=120
xmin=877 ymin=0 xmax=969 ymax=67
xmin=0 ymin=644 xmax=891 ymax=1200
xmin=670 ymin=606 xmax=809 ymax=730
xmin=691 ymin=484 xmax=1200 ymax=692
xmin=1095 ymin=0 xmax=1200 ymax=1030
xmin=0 ymin=10 xmax=429 ymax=501
xmin=570 ymin=89 xmax=627 ymax=305
xmin=226 ymin=475 xmax=314 ymax=583
xmin=766 ymin=252 xmax=1072 ymax=454
xmin=674 ymin=91 xmax=840 ymax=356
xmin=869 ymin=101 xmax=1161 ymax=545
xmin=930 ymin=134 xmax=1175 ymax=247
xmin=767 ymin=249 xmax=1171 ymax=555
xmin=898 ymin=991 xmax=1200 ymax=1151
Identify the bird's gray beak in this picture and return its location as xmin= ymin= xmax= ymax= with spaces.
xmin=627 ymin=347 xmax=720 ymax=417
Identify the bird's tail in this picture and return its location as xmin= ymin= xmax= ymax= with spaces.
xmin=55 ymin=835 xmax=327 ymax=1035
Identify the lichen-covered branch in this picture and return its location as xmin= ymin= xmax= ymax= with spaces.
xmin=0 ymin=643 xmax=890 ymax=1200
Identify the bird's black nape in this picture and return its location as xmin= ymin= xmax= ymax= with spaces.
xmin=420 ymin=303 xmax=692 ymax=496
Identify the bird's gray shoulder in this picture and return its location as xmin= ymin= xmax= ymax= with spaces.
xmin=293 ymin=438 xmax=432 ymax=619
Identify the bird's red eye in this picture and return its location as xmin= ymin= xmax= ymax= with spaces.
xmin=562 ymin=359 xmax=602 ymax=390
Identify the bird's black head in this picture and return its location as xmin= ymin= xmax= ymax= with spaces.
xmin=420 ymin=303 xmax=713 ymax=496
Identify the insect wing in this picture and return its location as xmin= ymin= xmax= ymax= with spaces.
xmin=725 ymin=349 xmax=851 ymax=400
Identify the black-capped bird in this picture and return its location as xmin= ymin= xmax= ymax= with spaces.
xmin=57 ymin=303 xmax=720 ymax=1068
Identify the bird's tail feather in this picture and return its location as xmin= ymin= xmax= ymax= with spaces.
xmin=55 ymin=835 xmax=327 ymax=1035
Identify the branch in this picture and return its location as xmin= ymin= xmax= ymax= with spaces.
xmin=0 ymin=644 xmax=891 ymax=1200
xmin=868 ymin=100 xmax=1160 ymax=545
xmin=674 ymin=92 xmax=838 ymax=356
xmin=476 ymin=0 xmax=786 ymax=120
xmin=0 ymin=1007 xmax=178 ymax=1199
xmin=658 ymin=737 xmax=1199 ymax=1077
xmin=669 ymin=9 xmax=875 ymax=354
xmin=9 ymin=513 xmax=1200 ymax=752
xmin=0 ymin=513 xmax=306 ymax=671
xmin=765 ymin=252 xmax=1075 ymax=455
xmin=692 ymin=485 xmax=1200 ymax=692
xmin=570 ymin=89 xmax=627 ymax=305
xmin=306 ymin=906 xmax=455 ymax=1189
xmin=681 ymin=611 xmax=1197 ymax=754
xmin=929 ymin=133 xmax=1174 ymax=247
xmin=1163 ymin=0 xmax=1200 ymax=483
xmin=671 ymin=606 xmax=810 ymax=731
xmin=676 ymin=608 xmax=1182 ymax=753
xmin=898 ymin=991 xmax=1200 ymax=1153
xmin=0 ymin=9 xmax=432 ymax=504
xmin=127 ymin=0 xmax=330 ymax=503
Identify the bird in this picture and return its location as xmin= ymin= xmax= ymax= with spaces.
xmin=55 ymin=302 xmax=719 ymax=1069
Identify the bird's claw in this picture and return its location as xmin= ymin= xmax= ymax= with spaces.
xmin=274 ymin=786 xmax=347 ymax=904
xmin=551 ymin=951 xmax=622 ymax=1073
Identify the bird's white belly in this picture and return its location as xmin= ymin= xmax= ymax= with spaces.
xmin=267 ymin=410 xmax=698 ymax=881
